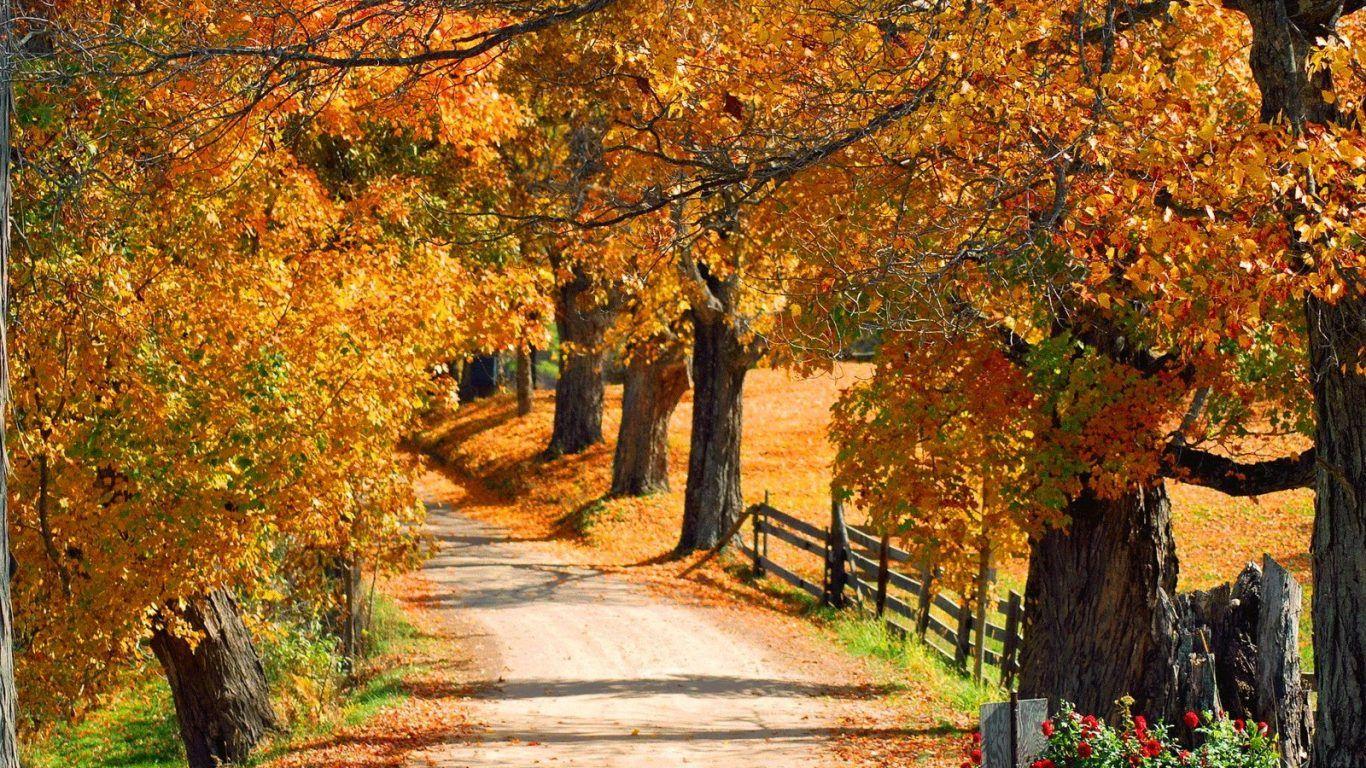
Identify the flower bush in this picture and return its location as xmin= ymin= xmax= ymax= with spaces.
xmin=961 ymin=703 xmax=1280 ymax=768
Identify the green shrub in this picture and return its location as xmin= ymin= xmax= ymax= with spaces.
xmin=258 ymin=616 xmax=346 ymax=730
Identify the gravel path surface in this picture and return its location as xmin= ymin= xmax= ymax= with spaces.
xmin=410 ymin=496 xmax=843 ymax=767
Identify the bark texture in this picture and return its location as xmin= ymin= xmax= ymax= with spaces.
xmin=516 ymin=347 xmax=534 ymax=416
xmin=677 ymin=308 xmax=756 ymax=551
xmin=611 ymin=339 xmax=688 ymax=496
xmin=1258 ymin=558 xmax=1314 ymax=768
xmin=547 ymin=267 xmax=615 ymax=457
xmin=1176 ymin=558 xmax=1312 ymax=766
xmin=1018 ymin=483 xmax=1181 ymax=720
xmin=1226 ymin=0 xmax=1366 ymax=761
xmin=150 ymin=589 xmax=277 ymax=768
xmin=328 ymin=556 xmax=370 ymax=663
xmin=0 ymin=11 xmax=19 ymax=761
xmin=1306 ymin=291 xmax=1366 ymax=767
xmin=1021 ymin=479 xmax=1314 ymax=764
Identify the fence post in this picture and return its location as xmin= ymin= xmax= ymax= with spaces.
xmin=1001 ymin=591 xmax=1023 ymax=691
xmin=973 ymin=544 xmax=993 ymax=682
xmin=1258 ymin=555 xmax=1312 ymax=768
xmin=916 ymin=559 xmax=935 ymax=640
xmin=876 ymin=533 xmax=891 ymax=618
xmin=954 ymin=599 xmax=975 ymax=670
xmin=751 ymin=503 xmax=764 ymax=577
xmin=825 ymin=494 xmax=850 ymax=609
xmin=761 ymin=502 xmax=769 ymax=570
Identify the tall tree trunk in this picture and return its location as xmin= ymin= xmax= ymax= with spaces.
xmin=1230 ymin=1 xmax=1364 ymax=761
xmin=0 ymin=4 xmax=19 ymax=762
xmin=1018 ymin=482 xmax=1181 ymax=720
xmin=547 ymin=269 xmax=613 ymax=457
xmin=611 ymin=340 xmax=688 ymax=497
xmin=677 ymin=312 xmax=751 ymax=551
xmin=1306 ymin=293 xmax=1366 ymax=767
xmin=516 ymin=347 xmax=534 ymax=416
xmin=150 ymin=589 xmax=277 ymax=768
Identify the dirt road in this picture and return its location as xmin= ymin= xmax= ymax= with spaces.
xmin=410 ymin=496 xmax=852 ymax=767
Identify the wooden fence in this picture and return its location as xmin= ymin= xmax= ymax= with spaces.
xmin=737 ymin=495 xmax=1026 ymax=688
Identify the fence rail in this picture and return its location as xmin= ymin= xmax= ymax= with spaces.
xmin=741 ymin=496 xmax=1025 ymax=687
xmin=740 ymin=494 xmax=1322 ymax=700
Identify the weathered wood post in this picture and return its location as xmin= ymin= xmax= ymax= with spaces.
xmin=973 ymin=543 xmax=994 ymax=682
xmin=1001 ymin=591 xmax=1023 ymax=691
xmin=1009 ymin=691 xmax=1019 ymax=768
xmin=916 ymin=558 xmax=935 ymax=640
xmin=1258 ymin=556 xmax=1311 ymax=768
xmin=761 ymin=501 xmax=769 ymax=570
xmin=876 ymin=533 xmax=891 ymax=618
xmin=954 ymin=600 xmax=975 ymax=670
xmin=751 ymin=503 xmax=764 ymax=577
xmin=825 ymin=494 xmax=850 ymax=609
xmin=981 ymin=697 xmax=1048 ymax=768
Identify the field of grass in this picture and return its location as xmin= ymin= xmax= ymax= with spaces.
xmin=416 ymin=362 xmax=1319 ymax=684
xmin=417 ymin=364 xmax=1315 ymax=600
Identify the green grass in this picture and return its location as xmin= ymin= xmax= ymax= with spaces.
xmin=25 ymin=595 xmax=424 ymax=768
xmin=830 ymin=614 xmax=998 ymax=716
xmin=24 ymin=673 xmax=184 ymax=768
xmin=726 ymin=556 xmax=998 ymax=721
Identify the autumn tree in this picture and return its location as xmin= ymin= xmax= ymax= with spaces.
xmin=490 ymin=0 xmax=959 ymax=548
xmin=763 ymin=0 xmax=1342 ymax=744
xmin=0 ymin=3 xmax=542 ymax=763
xmin=603 ymin=222 xmax=693 ymax=497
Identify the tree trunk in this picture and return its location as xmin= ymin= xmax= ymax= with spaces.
xmin=1306 ymin=292 xmax=1366 ymax=767
xmin=547 ymin=270 xmax=613 ymax=457
xmin=328 ymin=556 xmax=369 ymax=664
xmin=458 ymin=354 xmax=501 ymax=402
xmin=516 ymin=347 xmax=534 ymax=416
xmin=1229 ymin=1 xmax=1364 ymax=761
xmin=0 ymin=7 xmax=19 ymax=762
xmin=150 ymin=589 xmax=277 ymax=768
xmin=1018 ymin=482 xmax=1181 ymax=720
xmin=611 ymin=340 xmax=688 ymax=496
xmin=677 ymin=312 xmax=751 ymax=551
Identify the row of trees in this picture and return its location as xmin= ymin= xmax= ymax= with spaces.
xmin=473 ymin=1 xmax=1365 ymax=764
xmin=0 ymin=0 xmax=568 ymax=764
xmin=0 ymin=0 xmax=1362 ymax=765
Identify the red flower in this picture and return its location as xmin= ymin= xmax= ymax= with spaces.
xmin=1234 ymin=719 xmax=1246 ymax=732
xmin=961 ymin=762 xmax=972 ymax=768
xmin=1257 ymin=721 xmax=1269 ymax=735
xmin=971 ymin=747 xmax=983 ymax=765
xmin=1133 ymin=715 xmax=1148 ymax=735
xmin=1078 ymin=741 xmax=1093 ymax=758
xmin=1032 ymin=760 xmax=1055 ymax=768
xmin=1184 ymin=711 xmax=1200 ymax=729
xmin=1180 ymin=750 xmax=1193 ymax=763
xmin=1042 ymin=720 xmax=1055 ymax=737
xmin=1081 ymin=714 xmax=1100 ymax=737
xmin=1144 ymin=739 xmax=1163 ymax=757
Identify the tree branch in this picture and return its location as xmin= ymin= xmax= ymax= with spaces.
xmin=137 ymin=0 xmax=615 ymax=72
xmin=1161 ymin=443 xmax=1315 ymax=496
